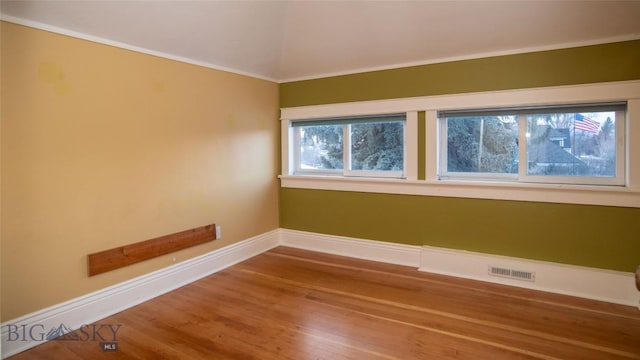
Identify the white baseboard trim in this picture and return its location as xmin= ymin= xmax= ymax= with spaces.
xmin=279 ymin=228 xmax=422 ymax=267
xmin=279 ymin=230 xmax=639 ymax=307
xmin=1 ymin=230 xmax=280 ymax=359
xmin=3 ymin=229 xmax=638 ymax=358
xmin=419 ymin=245 xmax=640 ymax=307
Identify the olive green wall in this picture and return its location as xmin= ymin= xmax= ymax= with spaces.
xmin=279 ymin=40 xmax=640 ymax=272
xmin=280 ymin=40 xmax=640 ymax=107
xmin=280 ymin=189 xmax=640 ymax=272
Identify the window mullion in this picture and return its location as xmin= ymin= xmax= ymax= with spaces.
xmin=518 ymin=114 xmax=527 ymax=180
xmin=615 ymin=110 xmax=626 ymax=184
xmin=437 ymin=116 xmax=448 ymax=179
xmin=344 ymin=124 xmax=351 ymax=174
xmin=291 ymin=126 xmax=302 ymax=175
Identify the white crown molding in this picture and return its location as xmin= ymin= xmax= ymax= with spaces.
xmin=278 ymin=34 xmax=640 ymax=83
xmin=0 ymin=14 xmax=279 ymax=83
xmin=3 ymin=13 xmax=638 ymax=84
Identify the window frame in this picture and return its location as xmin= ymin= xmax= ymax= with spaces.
xmin=280 ymin=80 xmax=640 ymax=208
xmin=291 ymin=114 xmax=407 ymax=179
xmin=437 ymin=105 xmax=626 ymax=186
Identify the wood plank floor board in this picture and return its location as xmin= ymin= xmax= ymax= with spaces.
xmin=127 ymin=287 xmax=300 ymax=360
xmin=302 ymin=289 xmax=624 ymax=360
xmin=269 ymin=250 xmax=640 ymax=334
xmin=272 ymin=248 xmax=639 ymax=319
xmin=202 ymin=281 xmax=530 ymax=360
xmin=191 ymin=275 xmax=406 ymax=359
xmin=127 ymin=275 xmax=393 ymax=360
xmin=231 ymin=261 xmax=633 ymax=359
xmin=8 ymin=246 xmax=640 ymax=359
xmin=238 ymin=250 xmax=640 ymax=356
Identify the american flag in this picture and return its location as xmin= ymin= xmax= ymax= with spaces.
xmin=574 ymin=114 xmax=600 ymax=134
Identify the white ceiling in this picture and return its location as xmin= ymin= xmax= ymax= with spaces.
xmin=2 ymin=1 xmax=640 ymax=82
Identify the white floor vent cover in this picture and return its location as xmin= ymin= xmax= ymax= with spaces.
xmin=488 ymin=265 xmax=536 ymax=282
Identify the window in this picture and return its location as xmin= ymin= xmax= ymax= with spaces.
xmin=439 ymin=102 xmax=626 ymax=185
xmin=281 ymin=81 xmax=639 ymax=208
xmin=292 ymin=114 xmax=405 ymax=178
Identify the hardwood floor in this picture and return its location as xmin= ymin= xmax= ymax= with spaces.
xmin=9 ymin=246 xmax=640 ymax=359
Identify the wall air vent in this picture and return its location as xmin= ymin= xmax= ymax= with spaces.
xmin=488 ymin=265 xmax=535 ymax=282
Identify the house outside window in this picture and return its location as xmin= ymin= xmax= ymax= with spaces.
xmin=439 ymin=102 xmax=626 ymax=186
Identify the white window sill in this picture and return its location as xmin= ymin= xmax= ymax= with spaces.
xmin=279 ymin=174 xmax=640 ymax=208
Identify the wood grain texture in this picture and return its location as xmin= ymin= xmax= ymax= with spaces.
xmin=87 ymin=224 xmax=216 ymax=276
xmin=15 ymin=246 xmax=640 ymax=359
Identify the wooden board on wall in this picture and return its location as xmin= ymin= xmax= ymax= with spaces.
xmin=87 ymin=224 xmax=216 ymax=276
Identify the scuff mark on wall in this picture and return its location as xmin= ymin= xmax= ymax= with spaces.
xmin=38 ymin=61 xmax=71 ymax=95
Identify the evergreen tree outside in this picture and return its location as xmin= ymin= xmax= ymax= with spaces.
xmin=297 ymin=121 xmax=404 ymax=172
xmin=446 ymin=116 xmax=518 ymax=173
xmin=590 ymin=116 xmax=616 ymax=176
xmin=351 ymin=122 xmax=403 ymax=171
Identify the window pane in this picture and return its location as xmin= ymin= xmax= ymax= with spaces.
xmin=351 ymin=121 xmax=404 ymax=171
xmin=298 ymin=125 xmax=343 ymax=170
xmin=526 ymin=112 xmax=616 ymax=177
xmin=446 ymin=116 xmax=518 ymax=174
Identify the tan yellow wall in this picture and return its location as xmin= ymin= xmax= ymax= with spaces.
xmin=1 ymin=22 xmax=280 ymax=321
